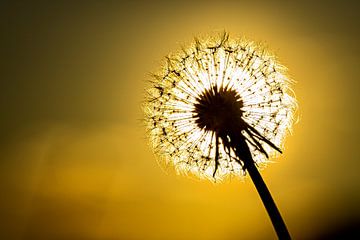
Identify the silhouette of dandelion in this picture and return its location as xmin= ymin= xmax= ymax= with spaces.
xmin=144 ymin=33 xmax=296 ymax=239
xmin=145 ymin=33 xmax=295 ymax=179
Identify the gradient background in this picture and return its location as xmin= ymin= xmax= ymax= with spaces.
xmin=1 ymin=1 xmax=359 ymax=239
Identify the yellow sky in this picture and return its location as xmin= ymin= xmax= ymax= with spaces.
xmin=1 ymin=1 xmax=359 ymax=239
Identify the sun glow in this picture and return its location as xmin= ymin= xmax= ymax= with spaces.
xmin=144 ymin=33 xmax=296 ymax=180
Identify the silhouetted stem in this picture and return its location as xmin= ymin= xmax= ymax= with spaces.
xmin=245 ymin=161 xmax=291 ymax=240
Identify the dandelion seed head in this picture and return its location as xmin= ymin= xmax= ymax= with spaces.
xmin=144 ymin=33 xmax=297 ymax=181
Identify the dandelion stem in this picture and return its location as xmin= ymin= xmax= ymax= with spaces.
xmin=245 ymin=161 xmax=291 ymax=240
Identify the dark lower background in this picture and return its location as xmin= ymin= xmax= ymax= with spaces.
xmin=1 ymin=1 xmax=359 ymax=239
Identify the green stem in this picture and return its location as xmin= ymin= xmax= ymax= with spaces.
xmin=245 ymin=161 xmax=291 ymax=240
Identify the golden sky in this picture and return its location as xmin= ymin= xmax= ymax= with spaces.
xmin=1 ymin=1 xmax=359 ymax=239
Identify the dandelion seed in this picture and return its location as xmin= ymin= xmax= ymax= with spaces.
xmin=144 ymin=33 xmax=296 ymax=239
xmin=144 ymin=33 xmax=296 ymax=180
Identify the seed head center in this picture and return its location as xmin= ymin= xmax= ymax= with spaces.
xmin=194 ymin=87 xmax=244 ymax=134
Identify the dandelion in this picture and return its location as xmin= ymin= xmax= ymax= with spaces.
xmin=144 ymin=32 xmax=296 ymax=239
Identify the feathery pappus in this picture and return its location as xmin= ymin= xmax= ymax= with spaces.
xmin=144 ymin=33 xmax=296 ymax=181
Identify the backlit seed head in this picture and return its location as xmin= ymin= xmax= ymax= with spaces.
xmin=144 ymin=33 xmax=297 ymax=181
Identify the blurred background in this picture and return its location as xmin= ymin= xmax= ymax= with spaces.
xmin=1 ymin=1 xmax=359 ymax=239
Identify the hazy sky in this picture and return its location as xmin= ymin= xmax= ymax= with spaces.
xmin=1 ymin=1 xmax=359 ymax=239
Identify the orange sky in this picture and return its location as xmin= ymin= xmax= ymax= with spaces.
xmin=1 ymin=1 xmax=359 ymax=239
